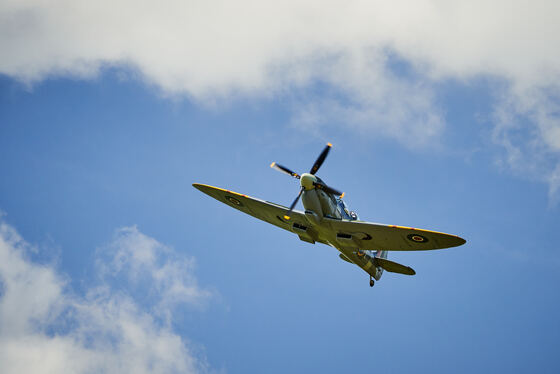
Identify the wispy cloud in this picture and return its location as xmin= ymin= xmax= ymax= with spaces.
xmin=287 ymin=49 xmax=445 ymax=148
xmin=1 ymin=1 xmax=560 ymax=195
xmin=492 ymin=82 xmax=560 ymax=203
xmin=0 ymin=221 xmax=212 ymax=374
xmin=97 ymin=226 xmax=212 ymax=322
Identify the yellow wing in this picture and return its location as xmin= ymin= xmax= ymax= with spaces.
xmin=324 ymin=217 xmax=466 ymax=251
xmin=193 ymin=183 xmax=324 ymax=244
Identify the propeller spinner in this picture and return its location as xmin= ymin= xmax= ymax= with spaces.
xmin=270 ymin=143 xmax=343 ymax=219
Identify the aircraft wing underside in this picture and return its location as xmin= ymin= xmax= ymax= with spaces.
xmin=193 ymin=183 xmax=327 ymax=244
xmin=193 ymin=184 xmax=465 ymax=251
xmin=323 ymin=218 xmax=466 ymax=251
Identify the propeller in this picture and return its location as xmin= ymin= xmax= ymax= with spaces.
xmin=288 ymin=187 xmax=304 ymax=212
xmin=270 ymin=143 xmax=343 ymax=219
xmin=313 ymin=182 xmax=342 ymax=197
xmin=270 ymin=162 xmax=300 ymax=179
xmin=310 ymin=143 xmax=332 ymax=175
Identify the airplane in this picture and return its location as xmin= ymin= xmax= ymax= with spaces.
xmin=193 ymin=143 xmax=466 ymax=287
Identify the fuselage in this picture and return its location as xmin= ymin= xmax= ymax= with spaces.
xmin=299 ymin=175 xmax=386 ymax=280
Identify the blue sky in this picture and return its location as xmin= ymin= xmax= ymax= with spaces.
xmin=1 ymin=2 xmax=560 ymax=373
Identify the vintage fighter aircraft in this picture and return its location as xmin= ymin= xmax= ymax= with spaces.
xmin=193 ymin=143 xmax=466 ymax=287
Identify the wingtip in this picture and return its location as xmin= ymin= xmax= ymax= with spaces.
xmin=451 ymin=236 xmax=467 ymax=247
xmin=270 ymin=162 xmax=276 ymax=168
xmin=327 ymin=142 xmax=332 ymax=147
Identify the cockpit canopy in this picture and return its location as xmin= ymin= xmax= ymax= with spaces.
xmin=315 ymin=175 xmax=358 ymax=220
xmin=335 ymin=196 xmax=358 ymax=220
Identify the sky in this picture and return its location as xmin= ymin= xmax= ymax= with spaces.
xmin=1 ymin=1 xmax=560 ymax=373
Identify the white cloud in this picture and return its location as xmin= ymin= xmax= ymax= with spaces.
xmin=98 ymin=226 xmax=212 ymax=322
xmin=1 ymin=0 xmax=560 ymax=192
xmin=0 ymin=221 xmax=211 ymax=374
xmin=287 ymin=49 xmax=445 ymax=148
xmin=491 ymin=82 xmax=560 ymax=200
xmin=2 ymin=1 xmax=558 ymax=95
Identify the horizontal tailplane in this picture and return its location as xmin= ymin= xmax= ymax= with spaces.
xmin=374 ymin=257 xmax=415 ymax=276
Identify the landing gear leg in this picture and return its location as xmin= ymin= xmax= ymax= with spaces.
xmin=369 ymin=276 xmax=374 ymax=287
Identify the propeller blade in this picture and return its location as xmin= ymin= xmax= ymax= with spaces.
xmin=310 ymin=143 xmax=332 ymax=175
xmin=314 ymin=182 xmax=343 ymax=197
xmin=270 ymin=162 xmax=300 ymax=179
xmin=284 ymin=187 xmax=304 ymax=220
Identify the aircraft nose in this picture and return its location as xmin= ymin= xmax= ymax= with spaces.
xmin=300 ymin=173 xmax=316 ymax=190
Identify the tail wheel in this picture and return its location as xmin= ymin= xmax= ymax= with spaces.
xmin=369 ymin=276 xmax=374 ymax=287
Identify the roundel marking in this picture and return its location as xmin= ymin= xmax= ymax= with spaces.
xmin=225 ymin=196 xmax=243 ymax=206
xmin=407 ymin=234 xmax=429 ymax=243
